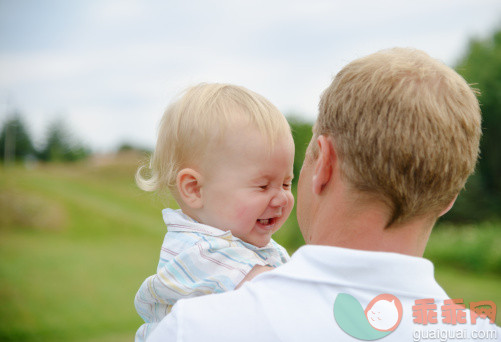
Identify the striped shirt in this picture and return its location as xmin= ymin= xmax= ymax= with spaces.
xmin=134 ymin=208 xmax=290 ymax=341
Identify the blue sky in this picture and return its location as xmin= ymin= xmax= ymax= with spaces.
xmin=1 ymin=0 xmax=500 ymax=152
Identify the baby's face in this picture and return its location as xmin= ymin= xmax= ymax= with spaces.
xmin=197 ymin=126 xmax=295 ymax=247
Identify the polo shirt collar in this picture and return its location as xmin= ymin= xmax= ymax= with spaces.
xmin=275 ymin=245 xmax=448 ymax=298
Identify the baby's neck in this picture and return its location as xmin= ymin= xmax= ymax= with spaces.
xmin=178 ymin=206 xmax=202 ymax=224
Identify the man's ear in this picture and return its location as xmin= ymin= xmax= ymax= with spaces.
xmin=176 ymin=168 xmax=203 ymax=209
xmin=312 ymin=135 xmax=336 ymax=195
xmin=439 ymin=194 xmax=458 ymax=217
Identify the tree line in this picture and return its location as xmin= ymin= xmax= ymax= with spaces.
xmin=446 ymin=27 xmax=501 ymax=223
xmin=2 ymin=27 xmax=500 ymax=223
xmin=0 ymin=113 xmax=90 ymax=163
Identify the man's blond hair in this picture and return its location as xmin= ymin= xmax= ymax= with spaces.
xmin=315 ymin=48 xmax=481 ymax=226
xmin=136 ymin=83 xmax=291 ymax=194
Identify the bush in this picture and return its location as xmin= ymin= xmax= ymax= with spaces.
xmin=425 ymin=222 xmax=501 ymax=275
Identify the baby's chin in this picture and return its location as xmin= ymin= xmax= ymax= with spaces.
xmin=236 ymin=220 xmax=285 ymax=247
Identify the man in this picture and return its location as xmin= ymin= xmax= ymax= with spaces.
xmin=147 ymin=48 xmax=500 ymax=341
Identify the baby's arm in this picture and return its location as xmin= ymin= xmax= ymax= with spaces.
xmin=235 ymin=264 xmax=274 ymax=289
xmin=135 ymin=241 xmax=268 ymax=323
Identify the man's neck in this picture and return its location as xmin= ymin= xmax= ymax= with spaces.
xmin=307 ymin=188 xmax=435 ymax=257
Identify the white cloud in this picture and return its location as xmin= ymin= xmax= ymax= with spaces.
xmin=89 ymin=0 xmax=148 ymax=23
xmin=0 ymin=0 xmax=500 ymax=151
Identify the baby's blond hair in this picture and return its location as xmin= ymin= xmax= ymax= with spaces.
xmin=137 ymin=83 xmax=291 ymax=194
xmin=314 ymin=48 xmax=481 ymax=226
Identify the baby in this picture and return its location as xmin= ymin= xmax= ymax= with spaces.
xmin=134 ymin=83 xmax=295 ymax=341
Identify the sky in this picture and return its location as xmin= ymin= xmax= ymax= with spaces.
xmin=1 ymin=0 xmax=500 ymax=152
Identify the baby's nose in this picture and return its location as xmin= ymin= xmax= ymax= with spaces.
xmin=270 ymin=189 xmax=288 ymax=207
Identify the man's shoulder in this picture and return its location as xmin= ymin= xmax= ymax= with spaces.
xmin=147 ymin=287 xmax=266 ymax=341
xmin=148 ymin=263 xmax=501 ymax=342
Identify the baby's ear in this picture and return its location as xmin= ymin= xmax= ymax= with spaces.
xmin=176 ymin=168 xmax=203 ymax=209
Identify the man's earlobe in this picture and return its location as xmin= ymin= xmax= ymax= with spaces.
xmin=439 ymin=194 xmax=458 ymax=217
xmin=312 ymin=135 xmax=335 ymax=195
xmin=177 ymin=168 xmax=203 ymax=209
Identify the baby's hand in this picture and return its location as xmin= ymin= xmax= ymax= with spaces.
xmin=235 ymin=265 xmax=274 ymax=289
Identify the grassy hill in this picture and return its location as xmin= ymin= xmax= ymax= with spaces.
xmin=0 ymin=154 xmax=499 ymax=341
xmin=0 ymin=153 xmax=169 ymax=341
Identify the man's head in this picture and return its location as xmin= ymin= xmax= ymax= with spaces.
xmin=304 ymin=48 xmax=481 ymax=227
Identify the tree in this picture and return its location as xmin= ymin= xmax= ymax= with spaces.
xmin=0 ymin=113 xmax=36 ymax=163
xmin=38 ymin=119 xmax=90 ymax=162
xmin=446 ymin=27 xmax=501 ymax=222
xmin=116 ymin=142 xmax=151 ymax=154
xmin=287 ymin=115 xmax=313 ymax=186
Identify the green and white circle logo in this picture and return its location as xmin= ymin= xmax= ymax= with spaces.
xmin=334 ymin=293 xmax=403 ymax=340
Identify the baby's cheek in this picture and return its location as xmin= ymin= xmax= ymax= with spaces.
xmin=233 ymin=205 xmax=252 ymax=222
xmin=285 ymin=193 xmax=295 ymax=213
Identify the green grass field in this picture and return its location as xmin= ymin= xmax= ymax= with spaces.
xmin=1 ymin=155 xmax=500 ymax=341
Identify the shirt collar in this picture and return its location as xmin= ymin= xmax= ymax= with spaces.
xmin=272 ymin=244 xmax=447 ymax=298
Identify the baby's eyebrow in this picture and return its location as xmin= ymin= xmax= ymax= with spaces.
xmin=250 ymin=175 xmax=268 ymax=183
xmin=252 ymin=174 xmax=294 ymax=183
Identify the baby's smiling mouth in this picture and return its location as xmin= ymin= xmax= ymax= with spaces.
xmin=257 ymin=217 xmax=277 ymax=226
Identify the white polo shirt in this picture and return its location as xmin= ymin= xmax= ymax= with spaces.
xmin=147 ymin=245 xmax=500 ymax=342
